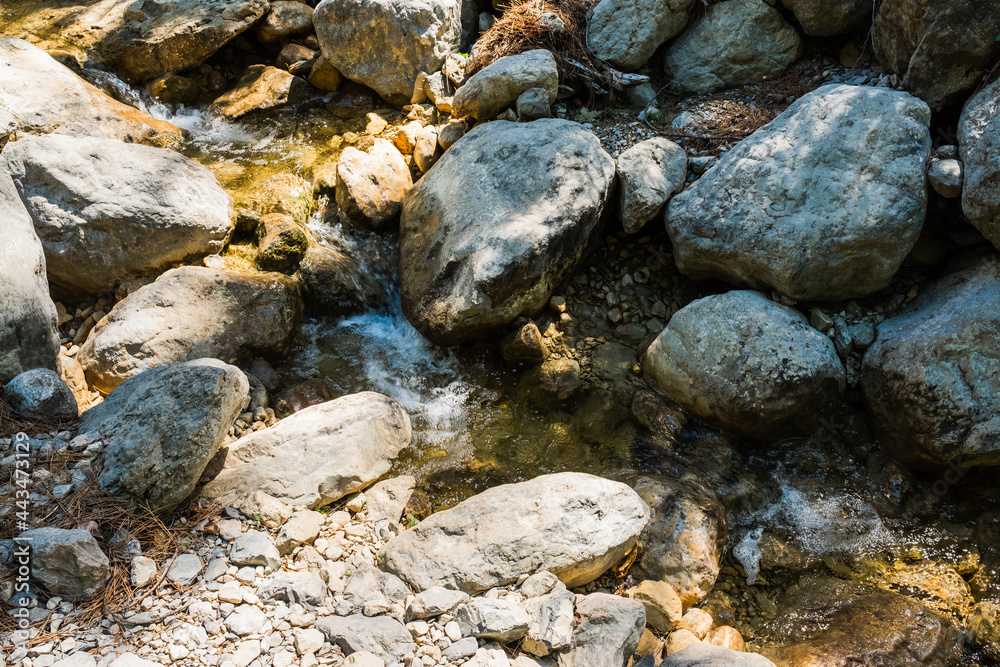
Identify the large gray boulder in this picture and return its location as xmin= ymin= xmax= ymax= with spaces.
xmin=19 ymin=528 xmax=110 ymax=601
xmin=78 ymin=266 xmax=302 ymax=394
xmin=587 ymin=0 xmax=695 ymax=71
xmin=452 ymin=50 xmax=559 ymax=121
xmin=959 ymin=77 xmax=1000 ymax=248
xmin=873 ymin=0 xmax=1000 ymax=112
xmin=4 ymin=134 xmax=235 ymax=299
xmin=0 ymin=170 xmax=59 ymax=384
xmin=0 ymin=37 xmax=183 ymax=148
xmin=780 ymin=0 xmax=873 ymax=36
xmin=861 ymin=259 xmax=1000 ymax=470
xmin=379 ymin=472 xmax=649 ymax=594
xmin=666 ymin=84 xmax=931 ymax=301
xmin=663 ymin=0 xmax=801 ymax=94
xmin=198 ymin=392 xmax=411 ymax=512
xmin=557 ymin=593 xmax=645 ymax=667
xmin=644 ymin=291 xmax=845 ymax=440
xmin=79 ymin=359 xmax=250 ymax=514
xmin=314 ymin=0 xmax=461 ymax=105
xmin=400 ymin=119 xmax=615 ymax=345
xmin=3 ymin=368 xmax=78 ymax=422
xmin=616 ymin=137 xmax=687 ymax=234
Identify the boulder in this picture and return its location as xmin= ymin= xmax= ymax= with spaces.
xmin=860 ymin=259 xmax=1000 ymax=470
xmin=256 ymin=1 xmax=315 ymax=50
xmin=587 ymin=0 xmax=695 ymax=71
xmin=198 ymin=392 xmax=411 ymax=511
xmin=761 ymin=577 xmax=961 ymax=666
xmin=516 ymin=87 xmax=552 ymax=121
xmin=663 ymin=0 xmax=801 ymax=94
xmin=19 ymin=528 xmax=110 ymax=601
xmin=616 ymin=138 xmax=687 ymax=234
xmin=627 ymin=580 xmax=683 ymax=634
xmin=959 ymin=77 xmax=1000 ymax=247
xmin=453 ymin=50 xmax=559 ymax=121
xmin=873 ymin=0 xmax=1000 ymax=112
xmin=644 ymin=291 xmax=845 ymax=441
xmin=521 ymin=590 xmax=575 ymax=656
xmin=557 ymin=593 xmax=645 ymax=667
xmin=0 ymin=171 xmax=60 ymax=384
xmin=780 ymin=0 xmax=873 ymax=36
xmin=456 ymin=597 xmax=530 ymax=642
xmin=379 ymin=472 xmax=649 ymax=593
xmin=78 ymin=359 xmax=250 ymax=514
xmin=316 ymin=615 xmax=416 ymax=664
xmin=314 ymin=0 xmax=461 ymax=105
xmin=78 ymin=267 xmax=302 ymax=394
xmin=400 ymin=119 xmax=615 ymax=345
xmin=4 ymin=134 xmax=234 ymax=299
xmin=665 ymin=84 xmax=931 ymax=301
xmin=255 ymin=214 xmax=309 ymax=273
xmin=3 ymin=368 xmax=78 ymax=422
xmin=209 ymin=65 xmax=313 ymax=119
xmin=336 ymin=139 xmax=414 ymax=229
xmin=662 ymin=644 xmax=775 ymax=666
xmin=630 ymin=477 xmax=726 ymax=607
xmin=0 ymin=37 xmax=182 ymax=147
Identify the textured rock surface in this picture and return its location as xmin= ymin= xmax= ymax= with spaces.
xmin=873 ymin=0 xmax=1000 ymax=112
xmin=0 ymin=37 xmax=182 ymax=147
xmin=4 ymin=134 xmax=234 ymax=298
xmin=666 ymin=84 xmax=931 ymax=301
xmin=557 ymin=593 xmax=645 ymax=667
xmin=316 ymin=615 xmax=416 ymax=664
xmin=663 ymin=0 xmax=801 ymax=94
xmin=209 ymin=65 xmax=312 ymax=119
xmin=314 ymin=0 xmax=461 ymax=105
xmin=0 ymin=170 xmax=59 ymax=384
xmin=79 ymin=359 xmax=249 ymax=514
xmin=959 ymin=77 xmax=1000 ymax=248
xmin=3 ymin=368 xmax=78 ymax=422
xmin=199 ymin=392 xmax=411 ymax=511
xmin=645 ymin=291 xmax=845 ymax=440
xmin=452 ymin=50 xmax=559 ymax=121
xmin=78 ymin=267 xmax=301 ymax=394
xmin=663 ymin=644 xmax=776 ymax=666
xmin=587 ymin=0 xmax=695 ymax=70
xmin=861 ymin=259 xmax=1000 ymax=470
xmin=336 ymin=139 xmax=413 ymax=229
xmin=616 ymin=137 xmax=687 ymax=234
xmin=780 ymin=0 xmax=873 ymax=36
xmin=19 ymin=528 xmax=110 ymax=601
xmin=379 ymin=472 xmax=649 ymax=593
xmin=400 ymin=119 xmax=615 ymax=345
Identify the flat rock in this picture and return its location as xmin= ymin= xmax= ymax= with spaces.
xmin=78 ymin=359 xmax=250 ymax=514
xmin=379 ymin=472 xmax=649 ymax=593
xmin=19 ymin=528 xmax=110 ymax=600
xmin=199 ymin=392 xmax=411 ymax=511
xmin=407 ymin=587 xmax=470 ymax=620
xmin=166 ymin=553 xmax=203 ymax=586
xmin=4 ymin=134 xmax=233 ymax=299
xmin=78 ymin=266 xmax=301 ymax=394
xmin=275 ymin=510 xmax=326 ymax=555
xmin=452 ymin=50 xmax=558 ymax=121
xmin=226 ymin=604 xmax=268 ymax=636
xmin=521 ymin=590 xmax=575 ymax=656
xmin=959 ymin=77 xmax=1000 ymax=247
xmin=666 ymin=84 xmax=930 ymax=301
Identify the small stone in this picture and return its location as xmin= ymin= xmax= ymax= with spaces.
xmin=231 ymin=531 xmax=280 ymax=569
xmin=407 ymin=587 xmax=470 ymax=620
xmin=276 ymin=511 xmax=326 ymax=555
xmin=442 ymin=636 xmax=478 ymax=661
xmin=445 ymin=620 xmax=463 ymax=641
xmin=677 ymin=607 xmax=713 ymax=639
xmin=166 ymin=553 xmax=202 ymax=586
xmin=456 ymin=597 xmax=529 ymax=642
xmin=130 ymin=556 xmax=157 ymax=588
xmin=627 ymin=580 xmax=683 ymax=634
xmin=218 ymin=519 xmax=244 ymax=541
xmin=665 ymin=628 xmax=701 ymax=655
xmin=225 ymin=605 xmax=268 ymax=637
xmin=295 ymin=628 xmax=325 ymax=655
xmin=516 ymin=87 xmax=552 ymax=120
xmin=707 ymin=625 xmax=745 ymax=652
xmin=232 ymin=639 xmax=262 ymax=667
xmin=927 ymin=159 xmax=963 ymax=198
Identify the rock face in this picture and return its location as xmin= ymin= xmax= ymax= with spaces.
xmin=645 ymin=291 xmax=845 ymax=440
xmin=379 ymin=472 xmax=649 ymax=593
xmin=632 ymin=477 xmax=726 ymax=607
xmin=666 ymin=84 xmax=931 ymax=301
xmin=959 ymin=77 xmax=1000 ymax=247
xmin=72 ymin=0 xmax=270 ymax=83
xmin=587 ymin=0 xmax=695 ymax=71
xmin=780 ymin=0 xmax=873 ymax=36
xmin=314 ymin=0 xmax=461 ymax=105
xmin=0 ymin=170 xmax=60 ymax=384
xmin=400 ymin=119 xmax=615 ymax=345
xmin=616 ymin=138 xmax=687 ymax=234
xmin=663 ymin=0 xmax=801 ymax=94
xmin=199 ymin=393 xmax=411 ymax=512
xmin=79 ymin=359 xmax=249 ymax=514
xmin=452 ymin=50 xmax=559 ymax=121
xmin=761 ymin=577 xmax=962 ymax=666
xmin=19 ymin=528 xmax=110 ymax=601
xmin=78 ymin=267 xmax=302 ymax=395
xmin=3 ymin=369 xmax=78 ymax=422
xmin=557 ymin=593 xmax=645 ymax=667
xmin=860 ymin=259 xmax=1000 ymax=470
xmin=4 ymin=134 xmax=234 ymax=299
xmin=336 ymin=139 xmax=414 ymax=230
xmin=0 ymin=37 xmax=182 ymax=147
xmin=873 ymin=0 xmax=1000 ymax=112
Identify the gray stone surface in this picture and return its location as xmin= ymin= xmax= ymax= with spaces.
xmin=666 ymin=84 xmax=931 ymax=301
xmin=959 ymin=77 xmax=1000 ymax=248
xmin=20 ymin=528 xmax=110 ymax=600
xmin=316 ymin=615 xmax=416 ymax=664
xmin=231 ymin=531 xmax=281 ymax=570
xmin=166 ymin=554 xmax=203 ymax=586
xmin=258 ymin=570 xmax=328 ymax=609
xmin=406 ymin=587 xmax=469 ymax=620
xmin=3 ymin=368 xmax=78 ymax=422
xmin=780 ymin=0 xmax=872 ymax=36
xmin=455 ymin=597 xmax=530 ymax=642
xmin=588 ymin=0 xmax=695 ymax=70
xmin=928 ymin=159 xmax=963 ymax=199
xmin=364 ymin=476 xmax=416 ymax=524
xmin=557 ymin=593 xmax=645 ymax=667
xmin=452 ymin=50 xmax=559 ymax=121
xmin=79 ymin=359 xmax=249 ymax=514
xmin=663 ymin=643 xmax=776 ymax=666
xmin=644 ymin=291 xmax=845 ymax=440
xmin=616 ymin=137 xmax=687 ymax=234
xmin=521 ymin=590 xmax=575 ymax=656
